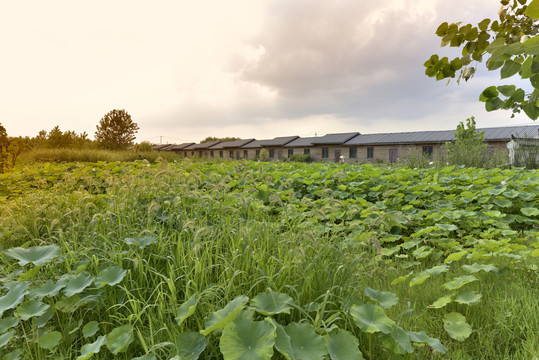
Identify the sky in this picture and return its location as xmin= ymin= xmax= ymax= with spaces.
xmin=0 ymin=0 xmax=536 ymax=143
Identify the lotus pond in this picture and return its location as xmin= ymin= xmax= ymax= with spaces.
xmin=0 ymin=160 xmax=538 ymax=359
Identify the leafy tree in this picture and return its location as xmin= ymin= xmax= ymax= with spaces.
xmin=446 ymin=116 xmax=487 ymax=167
xmin=0 ymin=123 xmax=8 ymax=173
xmin=200 ymin=136 xmax=240 ymax=143
xmin=95 ymin=109 xmax=139 ymax=150
xmin=425 ymin=0 xmax=539 ymax=119
xmin=134 ymin=141 xmax=154 ymax=152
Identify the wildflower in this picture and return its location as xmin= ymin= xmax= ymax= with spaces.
xmin=429 ymin=161 xmax=434 ymax=165
xmin=501 ymin=180 xmax=506 ymax=185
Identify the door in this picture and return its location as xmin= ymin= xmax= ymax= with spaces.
xmin=334 ymin=150 xmax=341 ymax=163
xmin=389 ymin=148 xmax=398 ymax=163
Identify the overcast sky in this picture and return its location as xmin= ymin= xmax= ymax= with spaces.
xmin=1 ymin=0 xmax=536 ymax=143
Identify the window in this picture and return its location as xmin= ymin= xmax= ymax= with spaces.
xmin=288 ymin=149 xmax=293 ymax=157
xmin=210 ymin=151 xmax=214 ymax=158
xmin=322 ymin=148 xmax=329 ymax=158
xmin=422 ymin=146 xmax=433 ymax=157
xmin=367 ymin=147 xmax=374 ymax=159
xmin=199 ymin=151 xmax=203 ymax=157
xmin=269 ymin=149 xmax=275 ymax=158
xmin=349 ymin=147 xmax=357 ymax=158
xmin=191 ymin=151 xmax=194 ymax=156
xmin=243 ymin=150 xmax=248 ymax=159
xmin=304 ymin=148 xmax=310 ymax=155
xmin=219 ymin=150 xmax=223 ymax=158
xmin=255 ymin=149 xmax=260 ymax=158
xmin=229 ymin=150 xmax=234 ymax=158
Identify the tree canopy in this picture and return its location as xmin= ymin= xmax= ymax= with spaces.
xmin=200 ymin=136 xmax=241 ymax=143
xmin=425 ymin=0 xmax=539 ymax=120
xmin=95 ymin=109 xmax=139 ymax=150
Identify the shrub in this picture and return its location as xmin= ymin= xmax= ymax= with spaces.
xmin=446 ymin=116 xmax=487 ymax=167
xmin=134 ymin=141 xmax=154 ymax=153
xmin=287 ymin=154 xmax=311 ymax=163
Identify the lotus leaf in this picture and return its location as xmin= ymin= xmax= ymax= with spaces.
xmin=407 ymin=331 xmax=447 ymax=354
xmin=77 ymin=335 xmax=106 ymax=360
xmin=0 ymin=317 xmax=18 ymax=333
xmin=274 ymin=322 xmax=326 ymax=360
xmin=200 ymin=296 xmax=248 ymax=336
xmin=17 ymin=300 xmax=50 ymax=320
xmin=429 ymin=295 xmax=453 ymax=309
xmin=106 ymin=324 xmax=134 ymax=354
xmin=378 ymin=326 xmax=414 ymax=354
xmin=174 ymin=331 xmax=207 ymax=360
xmin=249 ymin=290 xmax=293 ymax=316
xmin=33 ymin=308 xmax=54 ymax=328
xmin=220 ymin=318 xmax=276 ymax=360
xmin=124 ymin=236 xmax=158 ymax=249
xmin=454 ymin=290 xmax=482 ymax=304
xmin=94 ymin=266 xmax=127 ymax=288
xmin=83 ymin=321 xmax=99 ymax=338
xmin=443 ymin=312 xmax=472 ymax=341
xmin=0 ymin=282 xmax=28 ymax=317
xmin=521 ymin=207 xmax=539 ymax=217
xmin=363 ymin=287 xmax=399 ymax=309
xmin=443 ymin=275 xmax=477 ymax=290
xmin=4 ymin=245 xmax=60 ymax=266
xmin=29 ymin=278 xmax=68 ymax=300
xmin=63 ymin=273 xmax=94 ymax=298
xmin=175 ymin=295 xmax=197 ymax=326
xmin=325 ymin=330 xmax=364 ymax=360
xmin=350 ymin=303 xmax=395 ymax=334
xmin=39 ymin=331 xmax=62 ymax=350
xmin=131 ymin=355 xmax=157 ymax=360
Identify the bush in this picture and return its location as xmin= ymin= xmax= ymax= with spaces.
xmin=287 ymin=154 xmax=311 ymax=163
xmin=446 ymin=116 xmax=487 ymax=167
xmin=19 ymin=148 xmax=182 ymax=164
xmin=134 ymin=141 xmax=154 ymax=153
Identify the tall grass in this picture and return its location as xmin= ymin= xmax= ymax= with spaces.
xmin=18 ymin=148 xmax=182 ymax=164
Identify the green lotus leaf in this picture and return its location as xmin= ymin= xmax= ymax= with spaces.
xmin=521 ymin=207 xmax=539 ymax=217
xmin=33 ymin=307 xmax=54 ymax=328
xmin=407 ymin=331 xmax=447 ymax=354
xmin=443 ymin=312 xmax=472 ymax=341
xmin=175 ymin=295 xmax=197 ymax=326
xmin=435 ymin=223 xmax=458 ymax=231
xmin=378 ymin=326 xmax=414 ymax=354
xmin=425 ymin=264 xmax=450 ymax=275
xmin=17 ymin=300 xmax=50 ymax=321
xmin=493 ymin=198 xmax=512 ymax=208
xmin=429 ymin=295 xmax=453 ymax=309
xmin=94 ymin=266 xmax=127 ymax=288
xmin=77 ymin=335 xmax=106 ymax=360
xmin=29 ymin=278 xmax=68 ymax=300
xmin=0 ymin=282 xmax=28 ymax=317
xmin=409 ymin=272 xmax=430 ymax=287
xmin=444 ymin=251 xmax=468 ymax=263
xmin=63 ymin=272 xmax=94 ymax=298
xmin=443 ymin=275 xmax=477 ymax=290
xmin=131 ymin=355 xmax=157 ymax=360
xmin=2 ymin=349 xmax=21 ymax=360
xmin=123 ymin=236 xmax=158 ymax=249
xmin=219 ymin=318 xmax=276 ymax=360
xmin=250 ymin=290 xmax=294 ymax=316
xmin=83 ymin=321 xmax=99 ymax=338
xmin=0 ymin=317 xmax=19 ymax=333
xmin=4 ymin=245 xmax=60 ymax=267
xmin=39 ymin=331 xmax=62 ymax=350
xmin=350 ymin=303 xmax=395 ymax=334
xmin=200 ymin=296 xmax=249 ymax=336
xmin=174 ymin=331 xmax=207 ymax=360
xmin=325 ymin=330 xmax=364 ymax=360
xmin=364 ymin=287 xmax=399 ymax=309
xmin=275 ymin=322 xmax=326 ymax=360
xmin=106 ymin=324 xmax=134 ymax=355
xmin=0 ymin=330 xmax=15 ymax=348
xmin=454 ymin=290 xmax=482 ymax=304
xmin=462 ymin=263 xmax=498 ymax=273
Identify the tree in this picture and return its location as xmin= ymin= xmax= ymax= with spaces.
xmin=95 ymin=109 xmax=139 ymax=150
xmin=446 ymin=116 xmax=487 ymax=167
xmin=0 ymin=123 xmax=9 ymax=173
xmin=200 ymin=136 xmax=240 ymax=143
xmin=425 ymin=0 xmax=539 ymax=120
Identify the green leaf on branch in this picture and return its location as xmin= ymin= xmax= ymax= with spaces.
xmin=525 ymin=0 xmax=539 ymax=18
xmin=485 ymin=97 xmax=504 ymax=111
xmin=500 ymin=60 xmax=521 ymax=79
xmin=497 ymin=85 xmax=516 ymax=97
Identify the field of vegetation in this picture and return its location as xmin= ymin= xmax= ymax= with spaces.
xmin=0 ymin=160 xmax=538 ymax=359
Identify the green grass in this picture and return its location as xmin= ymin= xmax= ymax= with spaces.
xmin=0 ymin=161 xmax=537 ymax=359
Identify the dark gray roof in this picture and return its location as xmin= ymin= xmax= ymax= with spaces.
xmin=153 ymin=144 xmax=172 ymax=150
xmin=344 ymin=125 xmax=539 ymax=146
xmin=311 ymin=132 xmax=360 ymax=145
xmin=261 ymin=136 xmax=299 ymax=147
xmin=168 ymin=142 xmax=195 ymax=151
xmin=209 ymin=139 xmax=255 ymax=149
xmin=285 ymin=137 xmax=319 ymax=148
xmin=241 ymin=139 xmax=267 ymax=149
xmin=189 ymin=141 xmax=222 ymax=150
